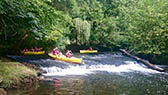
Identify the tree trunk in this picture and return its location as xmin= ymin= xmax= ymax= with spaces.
xmin=12 ymin=30 xmax=29 ymax=54
xmin=120 ymin=49 xmax=165 ymax=72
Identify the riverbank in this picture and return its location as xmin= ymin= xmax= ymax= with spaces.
xmin=0 ymin=56 xmax=38 ymax=90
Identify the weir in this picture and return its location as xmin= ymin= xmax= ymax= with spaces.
xmin=7 ymin=52 xmax=168 ymax=95
xmin=10 ymin=52 xmax=162 ymax=76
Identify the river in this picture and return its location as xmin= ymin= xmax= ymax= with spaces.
xmin=7 ymin=52 xmax=168 ymax=95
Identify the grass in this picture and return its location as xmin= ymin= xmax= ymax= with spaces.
xmin=0 ymin=57 xmax=37 ymax=88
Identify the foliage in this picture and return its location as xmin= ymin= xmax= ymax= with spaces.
xmin=119 ymin=0 xmax=168 ymax=63
xmin=0 ymin=0 xmax=72 ymax=53
xmin=52 ymin=0 xmax=79 ymax=18
xmin=73 ymin=18 xmax=91 ymax=45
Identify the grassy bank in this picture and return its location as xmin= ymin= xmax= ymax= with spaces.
xmin=0 ymin=57 xmax=37 ymax=89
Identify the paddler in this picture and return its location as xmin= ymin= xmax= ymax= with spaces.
xmin=30 ymin=47 xmax=34 ymax=52
xmin=53 ymin=47 xmax=59 ymax=55
xmin=35 ymin=47 xmax=39 ymax=52
xmin=24 ymin=48 xmax=28 ymax=52
xmin=66 ymin=50 xmax=73 ymax=58
xmin=88 ymin=46 xmax=93 ymax=51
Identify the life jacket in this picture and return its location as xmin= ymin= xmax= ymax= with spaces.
xmin=66 ymin=51 xmax=72 ymax=58
xmin=55 ymin=50 xmax=59 ymax=54
xmin=53 ymin=48 xmax=59 ymax=55
xmin=30 ymin=48 xmax=34 ymax=52
xmin=89 ymin=47 xmax=93 ymax=51
xmin=35 ymin=47 xmax=38 ymax=52
xmin=24 ymin=49 xmax=28 ymax=52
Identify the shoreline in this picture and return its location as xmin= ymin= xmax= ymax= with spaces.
xmin=0 ymin=56 xmax=44 ymax=94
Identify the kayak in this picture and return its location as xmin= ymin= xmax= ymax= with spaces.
xmin=80 ymin=50 xmax=98 ymax=53
xmin=48 ymin=53 xmax=83 ymax=64
xmin=24 ymin=51 xmax=45 ymax=55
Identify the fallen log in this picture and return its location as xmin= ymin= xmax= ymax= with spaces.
xmin=120 ymin=49 xmax=165 ymax=72
xmin=0 ymin=75 xmax=2 ymax=84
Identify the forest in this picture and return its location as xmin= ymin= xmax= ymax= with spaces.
xmin=0 ymin=0 xmax=168 ymax=64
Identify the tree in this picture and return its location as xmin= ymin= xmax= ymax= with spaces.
xmin=0 ymin=0 xmax=72 ymax=54
xmin=73 ymin=18 xmax=91 ymax=45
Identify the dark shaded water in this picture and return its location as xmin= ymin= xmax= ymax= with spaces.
xmin=7 ymin=52 xmax=168 ymax=95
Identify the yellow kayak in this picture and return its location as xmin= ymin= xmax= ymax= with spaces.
xmin=80 ymin=50 xmax=98 ymax=53
xmin=24 ymin=51 xmax=45 ymax=55
xmin=48 ymin=53 xmax=83 ymax=64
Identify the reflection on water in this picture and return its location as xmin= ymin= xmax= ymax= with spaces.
xmin=7 ymin=52 xmax=168 ymax=95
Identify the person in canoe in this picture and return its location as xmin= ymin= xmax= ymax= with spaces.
xmin=66 ymin=50 xmax=73 ymax=58
xmin=52 ymin=47 xmax=60 ymax=55
xmin=35 ymin=47 xmax=40 ymax=52
xmin=24 ymin=48 xmax=28 ymax=52
xmin=88 ymin=46 xmax=93 ymax=51
xmin=30 ymin=47 xmax=34 ymax=52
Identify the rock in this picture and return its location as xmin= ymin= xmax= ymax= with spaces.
xmin=37 ymin=72 xmax=42 ymax=77
xmin=0 ymin=88 xmax=7 ymax=95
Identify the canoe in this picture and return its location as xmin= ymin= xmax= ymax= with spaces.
xmin=48 ymin=53 xmax=83 ymax=64
xmin=24 ymin=51 xmax=45 ymax=55
xmin=80 ymin=50 xmax=98 ymax=53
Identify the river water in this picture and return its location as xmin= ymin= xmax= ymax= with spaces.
xmin=7 ymin=52 xmax=168 ymax=95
